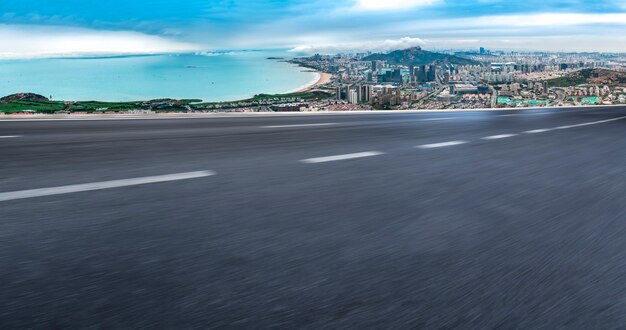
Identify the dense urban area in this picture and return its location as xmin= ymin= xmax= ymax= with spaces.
xmin=2 ymin=47 xmax=626 ymax=114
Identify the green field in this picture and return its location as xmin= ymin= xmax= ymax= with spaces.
xmin=0 ymin=101 xmax=66 ymax=113
xmin=195 ymin=91 xmax=323 ymax=107
xmin=0 ymin=91 xmax=331 ymax=114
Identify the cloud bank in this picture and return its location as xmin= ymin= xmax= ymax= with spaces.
xmin=3 ymin=1 xmax=626 ymax=54
xmin=290 ymin=37 xmax=427 ymax=54
xmin=0 ymin=24 xmax=199 ymax=59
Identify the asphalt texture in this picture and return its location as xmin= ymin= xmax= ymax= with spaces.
xmin=1 ymin=107 xmax=626 ymax=328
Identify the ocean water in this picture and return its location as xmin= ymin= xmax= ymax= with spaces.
xmin=0 ymin=51 xmax=318 ymax=102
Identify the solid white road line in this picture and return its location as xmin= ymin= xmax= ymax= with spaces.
xmin=300 ymin=151 xmax=385 ymax=164
xmin=416 ymin=141 xmax=468 ymax=149
xmin=262 ymin=123 xmax=338 ymax=128
xmin=0 ymin=135 xmax=21 ymax=138
xmin=0 ymin=171 xmax=216 ymax=202
xmin=524 ymin=129 xmax=552 ymax=134
xmin=555 ymin=116 xmax=626 ymax=130
xmin=482 ymin=134 xmax=518 ymax=140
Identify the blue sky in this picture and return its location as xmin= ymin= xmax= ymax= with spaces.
xmin=2 ymin=0 xmax=626 ymax=57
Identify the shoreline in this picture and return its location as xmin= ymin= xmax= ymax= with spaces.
xmin=293 ymin=72 xmax=333 ymax=93
xmin=0 ymin=53 xmax=330 ymax=105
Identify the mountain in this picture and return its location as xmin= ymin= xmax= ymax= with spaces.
xmin=547 ymin=69 xmax=626 ymax=87
xmin=363 ymin=47 xmax=480 ymax=66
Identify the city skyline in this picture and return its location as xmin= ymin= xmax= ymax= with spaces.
xmin=3 ymin=0 xmax=626 ymax=58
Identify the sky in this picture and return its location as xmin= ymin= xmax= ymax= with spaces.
xmin=2 ymin=0 xmax=626 ymax=58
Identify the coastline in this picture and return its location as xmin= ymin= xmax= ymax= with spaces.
xmin=0 ymin=52 xmax=324 ymax=104
xmin=293 ymin=71 xmax=333 ymax=93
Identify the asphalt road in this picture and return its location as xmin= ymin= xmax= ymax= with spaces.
xmin=1 ymin=107 xmax=626 ymax=328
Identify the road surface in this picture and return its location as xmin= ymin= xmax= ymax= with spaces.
xmin=1 ymin=107 xmax=626 ymax=328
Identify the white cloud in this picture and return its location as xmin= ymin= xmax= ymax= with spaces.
xmin=398 ymin=13 xmax=626 ymax=32
xmin=354 ymin=0 xmax=441 ymax=11
xmin=473 ymin=13 xmax=626 ymax=27
xmin=0 ymin=24 xmax=199 ymax=59
xmin=290 ymin=36 xmax=427 ymax=54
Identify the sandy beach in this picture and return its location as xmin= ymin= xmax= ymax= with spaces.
xmin=295 ymin=72 xmax=333 ymax=93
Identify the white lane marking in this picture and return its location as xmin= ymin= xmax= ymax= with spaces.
xmin=0 ymin=135 xmax=21 ymax=138
xmin=482 ymin=134 xmax=518 ymax=140
xmin=301 ymin=151 xmax=384 ymax=164
xmin=416 ymin=141 xmax=468 ymax=149
xmin=262 ymin=123 xmax=338 ymax=128
xmin=498 ymin=114 xmax=519 ymax=117
xmin=555 ymin=116 xmax=626 ymax=130
xmin=0 ymin=171 xmax=215 ymax=202
xmin=420 ymin=117 xmax=456 ymax=121
xmin=524 ymin=129 xmax=552 ymax=134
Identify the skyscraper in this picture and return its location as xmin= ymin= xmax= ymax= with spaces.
xmin=348 ymin=89 xmax=359 ymax=104
xmin=428 ymin=65 xmax=437 ymax=82
xmin=417 ymin=65 xmax=427 ymax=83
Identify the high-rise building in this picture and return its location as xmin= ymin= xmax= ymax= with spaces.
xmin=428 ymin=65 xmax=437 ymax=82
xmin=417 ymin=65 xmax=427 ymax=83
xmin=377 ymin=69 xmax=403 ymax=84
xmin=361 ymin=85 xmax=372 ymax=103
xmin=348 ymin=89 xmax=359 ymax=104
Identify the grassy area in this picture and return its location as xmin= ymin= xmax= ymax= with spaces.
xmin=68 ymin=101 xmax=144 ymax=112
xmin=249 ymin=92 xmax=318 ymax=101
xmin=547 ymin=68 xmax=626 ymax=88
xmin=194 ymin=91 xmax=329 ymax=107
xmin=0 ymin=101 xmax=66 ymax=114
xmin=0 ymin=92 xmax=330 ymax=114
xmin=547 ymin=76 xmax=587 ymax=88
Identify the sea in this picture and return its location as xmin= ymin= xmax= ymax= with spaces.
xmin=0 ymin=50 xmax=318 ymax=102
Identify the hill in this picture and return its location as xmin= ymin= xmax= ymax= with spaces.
xmin=548 ymin=69 xmax=626 ymax=87
xmin=363 ymin=47 xmax=480 ymax=66
xmin=0 ymin=93 xmax=49 ymax=102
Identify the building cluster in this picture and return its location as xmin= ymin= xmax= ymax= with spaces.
xmin=283 ymin=48 xmax=626 ymax=111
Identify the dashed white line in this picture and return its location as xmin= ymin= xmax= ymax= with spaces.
xmin=0 ymin=135 xmax=21 ymax=139
xmin=498 ymin=114 xmax=519 ymax=117
xmin=300 ymin=151 xmax=385 ymax=164
xmin=524 ymin=129 xmax=552 ymax=134
xmin=482 ymin=134 xmax=518 ymax=140
xmin=556 ymin=123 xmax=593 ymax=130
xmin=555 ymin=116 xmax=626 ymax=130
xmin=416 ymin=141 xmax=468 ymax=149
xmin=420 ymin=117 xmax=456 ymax=121
xmin=0 ymin=171 xmax=216 ymax=202
xmin=262 ymin=123 xmax=338 ymax=128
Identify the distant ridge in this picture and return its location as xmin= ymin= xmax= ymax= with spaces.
xmin=363 ymin=47 xmax=480 ymax=66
